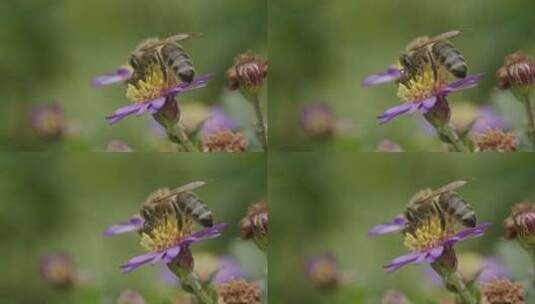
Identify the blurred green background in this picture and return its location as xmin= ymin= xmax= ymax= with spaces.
xmin=0 ymin=0 xmax=266 ymax=151
xmin=269 ymin=0 xmax=535 ymax=151
xmin=0 ymin=153 xmax=266 ymax=303
xmin=270 ymin=153 xmax=535 ymax=303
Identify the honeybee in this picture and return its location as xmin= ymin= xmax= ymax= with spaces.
xmin=128 ymin=33 xmax=200 ymax=85
xmin=140 ymin=181 xmax=213 ymax=233
xmin=404 ymin=180 xmax=476 ymax=233
xmin=399 ymin=30 xmax=467 ymax=86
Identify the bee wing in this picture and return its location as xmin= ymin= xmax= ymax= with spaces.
xmin=166 ymin=32 xmax=203 ymax=43
xmin=407 ymin=30 xmax=461 ymax=51
xmin=171 ymin=181 xmax=206 ymax=194
xmin=430 ymin=180 xmax=468 ymax=197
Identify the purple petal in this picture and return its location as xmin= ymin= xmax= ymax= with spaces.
xmin=214 ymin=256 xmax=245 ymax=284
xmin=440 ymin=74 xmax=484 ymax=95
xmin=181 ymin=223 xmax=229 ymax=245
xmin=106 ymin=103 xmax=145 ymax=125
xmin=472 ymin=106 xmax=510 ymax=134
xmin=167 ymin=74 xmax=214 ymax=96
xmin=91 ymin=67 xmax=133 ymax=87
xmin=368 ymin=216 xmax=407 ymax=237
xmin=120 ymin=251 xmax=161 ymax=273
xmin=103 ymin=216 xmax=144 ymax=237
xmin=162 ymin=246 xmax=182 ymax=263
xmin=384 ymin=251 xmax=424 ymax=273
xmin=425 ymin=246 xmax=445 ymax=263
xmin=418 ymin=96 xmax=439 ymax=113
xmin=200 ymin=107 xmax=240 ymax=135
xmin=362 ymin=68 xmax=402 ymax=87
xmin=147 ymin=97 xmax=166 ymax=114
xmin=377 ymin=102 xmax=418 ymax=124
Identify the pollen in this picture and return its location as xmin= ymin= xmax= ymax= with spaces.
xmin=403 ymin=215 xmax=454 ymax=252
xmin=140 ymin=215 xmax=193 ymax=252
xmin=126 ymin=65 xmax=178 ymax=103
xmin=397 ymin=63 xmax=450 ymax=103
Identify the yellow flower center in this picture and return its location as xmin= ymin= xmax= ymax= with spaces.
xmin=397 ymin=63 xmax=451 ymax=103
xmin=140 ymin=214 xmax=193 ymax=252
xmin=126 ymin=65 xmax=178 ymax=103
xmin=403 ymin=215 xmax=455 ymax=252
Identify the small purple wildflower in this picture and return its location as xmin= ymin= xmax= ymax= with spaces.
xmin=384 ymin=223 xmax=490 ymax=273
xmin=305 ymin=253 xmax=341 ymax=289
xmin=299 ymin=102 xmax=336 ymax=140
xmin=39 ymin=252 xmax=76 ymax=288
xmin=200 ymin=107 xmax=239 ymax=135
xmin=472 ymin=106 xmax=510 ymax=134
xmin=30 ymin=103 xmax=65 ymax=140
xmin=377 ymin=74 xmax=484 ymax=124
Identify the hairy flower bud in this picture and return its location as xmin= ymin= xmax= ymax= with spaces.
xmin=39 ymin=252 xmax=76 ymax=289
xmin=473 ymin=129 xmax=517 ymax=152
xmin=239 ymin=201 xmax=268 ymax=251
xmin=227 ymin=51 xmax=267 ymax=97
xmin=497 ymin=52 xmax=535 ymax=90
xmin=117 ymin=290 xmax=146 ymax=304
xmin=201 ymin=129 xmax=247 ymax=152
xmin=480 ymin=278 xmax=525 ymax=304
xmin=217 ymin=279 xmax=261 ymax=304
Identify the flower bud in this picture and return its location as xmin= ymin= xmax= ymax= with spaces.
xmin=300 ymin=102 xmax=335 ymax=140
xmin=117 ymin=290 xmax=146 ymax=304
xmin=497 ymin=51 xmax=535 ymax=99
xmin=39 ymin=252 xmax=76 ymax=289
xmin=431 ymin=246 xmax=458 ymax=277
xmin=201 ymin=129 xmax=247 ymax=152
xmin=30 ymin=103 xmax=65 ymax=141
xmin=480 ymin=278 xmax=525 ymax=304
xmin=217 ymin=279 xmax=261 ymax=304
xmin=239 ymin=201 xmax=268 ymax=252
xmin=473 ymin=129 xmax=517 ymax=152
xmin=168 ymin=247 xmax=195 ymax=276
xmin=227 ymin=51 xmax=267 ymax=97
xmin=424 ymin=97 xmax=452 ymax=128
xmin=381 ymin=290 xmax=409 ymax=304
xmin=504 ymin=202 xmax=535 ymax=249
xmin=305 ymin=253 xmax=341 ymax=290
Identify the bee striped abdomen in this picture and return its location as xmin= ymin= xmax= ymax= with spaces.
xmin=161 ymin=44 xmax=195 ymax=83
xmin=432 ymin=41 xmax=467 ymax=78
xmin=439 ymin=193 xmax=476 ymax=227
xmin=175 ymin=192 xmax=213 ymax=227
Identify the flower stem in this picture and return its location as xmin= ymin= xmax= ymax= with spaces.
xmin=523 ymin=95 xmax=535 ymax=145
xmin=443 ymin=271 xmax=477 ymax=304
xmin=436 ymin=124 xmax=470 ymax=152
xmin=250 ymin=94 xmax=268 ymax=151
xmin=167 ymin=123 xmax=199 ymax=152
xmin=181 ymin=272 xmax=215 ymax=304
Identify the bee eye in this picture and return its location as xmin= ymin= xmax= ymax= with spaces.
xmin=129 ymin=57 xmax=138 ymax=69
xmin=400 ymin=55 xmax=412 ymax=67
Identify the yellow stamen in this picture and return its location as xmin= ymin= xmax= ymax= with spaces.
xmin=397 ymin=63 xmax=451 ymax=103
xmin=140 ymin=215 xmax=193 ymax=252
xmin=403 ymin=215 xmax=455 ymax=252
xmin=126 ymin=65 xmax=178 ymax=103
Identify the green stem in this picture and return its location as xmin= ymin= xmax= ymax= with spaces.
xmin=167 ymin=123 xmax=199 ymax=152
xmin=436 ymin=124 xmax=470 ymax=152
xmin=250 ymin=94 xmax=268 ymax=151
xmin=443 ymin=271 xmax=477 ymax=304
xmin=180 ymin=272 xmax=215 ymax=304
xmin=523 ymin=95 xmax=535 ymax=145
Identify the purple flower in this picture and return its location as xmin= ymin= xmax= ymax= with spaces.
xmin=305 ymin=253 xmax=341 ymax=289
xmin=103 ymin=216 xmax=144 ymax=237
xmin=384 ymin=223 xmax=491 ymax=273
xmin=471 ymin=106 xmax=510 ymax=134
xmin=120 ymin=223 xmax=228 ymax=273
xmin=377 ymin=74 xmax=484 ymax=124
xmin=106 ymin=74 xmax=213 ymax=125
xmin=299 ymin=102 xmax=336 ymax=140
xmin=30 ymin=103 xmax=65 ymax=140
xmin=361 ymin=67 xmax=402 ymax=87
xmin=39 ymin=252 xmax=76 ymax=288
xmin=368 ymin=215 xmax=407 ymax=237
xmin=200 ymin=107 xmax=239 ymax=135
xmin=91 ymin=67 xmax=133 ymax=87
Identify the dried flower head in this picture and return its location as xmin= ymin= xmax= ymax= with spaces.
xmin=305 ymin=253 xmax=341 ymax=290
xmin=300 ymin=102 xmax=335 ymax=140
xmin=217 ymin=279 xmax=261 ymax=304
xmin=30 ymin=103 xmax=65 ymax=140
xmin=240 ymin=201 xmax=268 ymax=251
xmin=497 ymin=51 xmax=535 ymax=92
xmin=480 ymin=278 xmax=525 ymax=304
xmin=117 ymin=290 xmax=146 ymax=304
xmin=473 ymin=129 xmax=517 ymax=152
xmin=39 ymin=252 xmax=76 ymax=289
xmin=227 ymin=51 xmax=267 ymax=96
xmin=504 ymin=202 xmax=535 ymax=249
xmin=381 ymin=290 xmax=409 ymax=304
xmin=201 ymin=129 xmax=247 ymax=152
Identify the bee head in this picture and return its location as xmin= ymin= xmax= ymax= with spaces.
xmin=198 ymin=216 xmax=214 ymax=228
xmin=129 ymin=55 xmax=141 ymax=70
xmin=178 ymin=69 xmax=195 ymax=84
